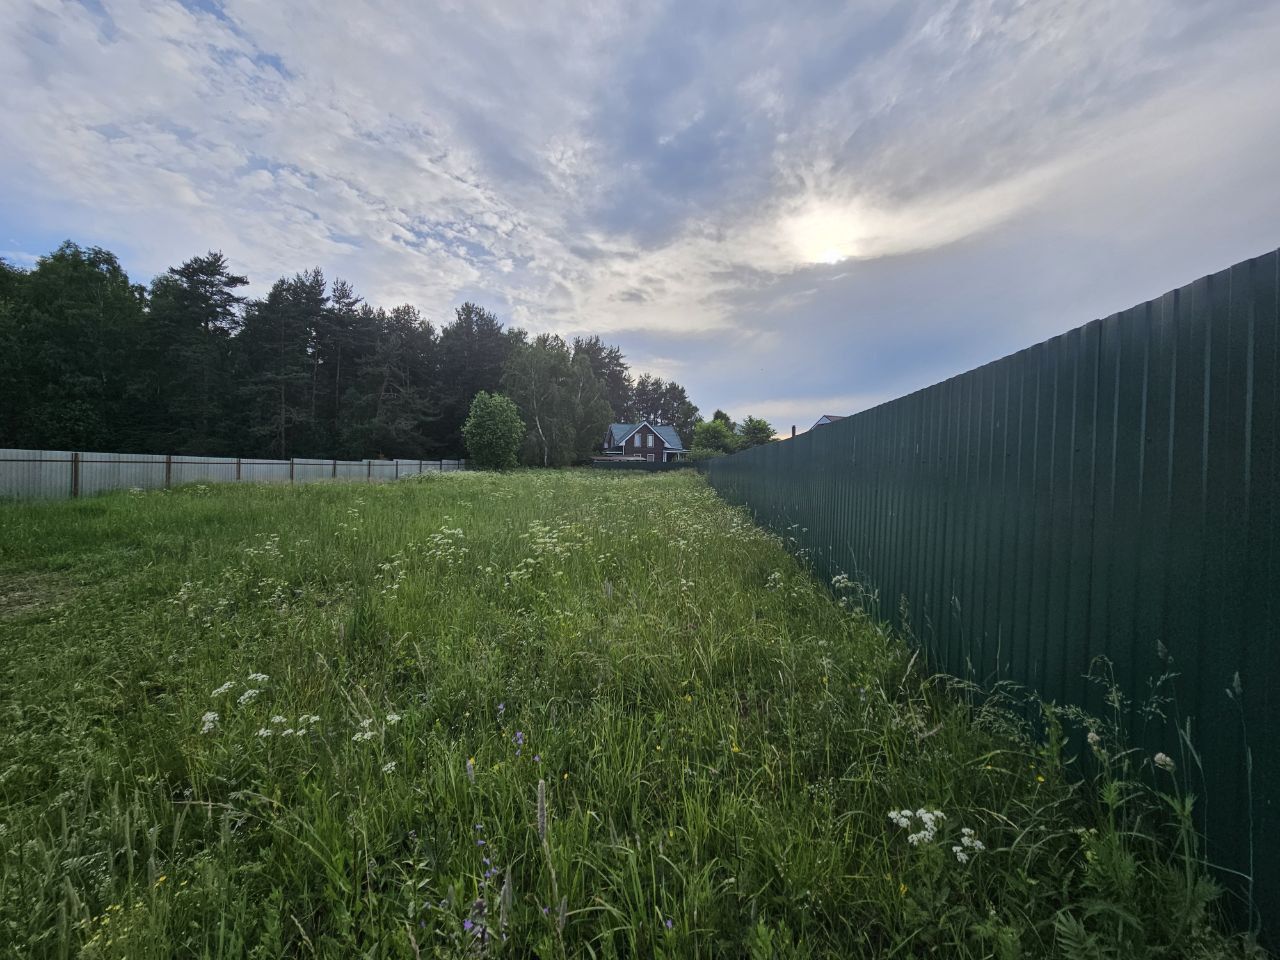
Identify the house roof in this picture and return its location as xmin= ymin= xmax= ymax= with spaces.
xmin=811 ymin=414 xmax=847 ymax=429
xmin=607 ymin=421 xmax=686 ymax=450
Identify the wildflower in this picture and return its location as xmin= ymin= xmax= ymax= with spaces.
xmin=351 ymin=731 xmax=376 ymax=743
xmin=237 ymin=689 xmax=261 ymax=706
xmin=300 ymin=714 xmax=321 ymax=725
xmin=386 ymin=712 xmax=402 ymax=725
xmin=1154 ymin=752 xmax=1176 ymax=773
xmin=533 ymin=754 xmax=542 ymax=763
xmin=271 ymin=715 xmax=286 ymax=724
xmin=382 ymin=761 xmax=397 ymax=774
xmin=281 ymin=729 xmax=295 ymax=737
xmin=211 ymin=681 xmax=235 ymax=698
xmin=200 ymin=711 xmax=218 ymax=734
xmin=1087 ymin=731 xmax=1101 ymax=749
xmin=466 ymin=757 xmax=477 ymax=784
xmin=665 ymin=918 xmax=674 ymax=930
xmin=247 ymin=672 xmax=269 ymax=683
xmin=256 ymin=728 xmax=273 ymax=737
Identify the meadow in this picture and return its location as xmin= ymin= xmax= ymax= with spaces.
xmin=0 ymin=472 xmax=1258 ymax=958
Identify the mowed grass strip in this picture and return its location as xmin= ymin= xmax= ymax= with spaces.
xmin=0 ymin=472 xmax=1252 ymax=958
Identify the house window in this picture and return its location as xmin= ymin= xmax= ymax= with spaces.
xmin=646 ymin=433 xmax=654 ymax=447
xmin=647 ymin=454 xmax=655 ymax=462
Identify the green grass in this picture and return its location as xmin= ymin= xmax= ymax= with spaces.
xmin=0 ymin=471 xmax=1258 ymax=958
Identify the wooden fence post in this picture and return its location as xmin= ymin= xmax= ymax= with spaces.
xmin=164 ymin=454 xmax=172 ymax=489
xmin=71 ymin=451 xmax=80 ymax=498
xmin=366 ymin=460 xmax=372 ymax=481
xmin=289 ymin=458 xmax=295 ymax=483
xmin=235 ymin=457 xmax=241 ymax=481
xmin=332 ymin=458 xmax=338 ymax=478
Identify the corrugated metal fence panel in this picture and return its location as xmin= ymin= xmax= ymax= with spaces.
xmin=0 ymin=449 xmax=73 ymax=498
xmin=171 ymin=456 xmax=238 ymax=485
xmin=291 ymin=458 xmax=333 ymax=483
xmin=705 ymin=247 xmax=1280 ymax=937
xmin=238 ymin=459 xmax=291 ymax=483
xmin=80 ymin=452 xmax=167 ymax=495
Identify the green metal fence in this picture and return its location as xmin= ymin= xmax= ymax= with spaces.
xmin=706 ymin=247 xmax=1278 ymax=935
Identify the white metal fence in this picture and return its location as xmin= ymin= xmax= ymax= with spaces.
xmin=0 ymin=449 xmax=466 ymax=500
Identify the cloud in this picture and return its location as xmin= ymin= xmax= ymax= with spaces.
xmin=2 ymin=0 xmax=1279 ymax=428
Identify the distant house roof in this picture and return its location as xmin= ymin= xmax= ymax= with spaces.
xmin=607 ymin=421 xmax=686 ymax=451
xmin=811 ymin=414 xmax=846 ymax=430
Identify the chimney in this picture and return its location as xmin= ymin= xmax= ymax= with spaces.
xmin=790 ymin=425 xmax=796 ymax=438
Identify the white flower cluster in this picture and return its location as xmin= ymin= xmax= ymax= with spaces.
xmin=256 ymin=714 xmax=320 ymax=738
xmin=211 ymin=681 xmax=236 ymax=697
xmin=248 ymin=672 xmax=270 ymax=683
xmin=888 ymin=808 xmax=946 ymax=845
xmin=766 ymin=571 xmax=783 ymax=590
xmin=952 ymin=827 xmax=985 ymax=864
xmin=238 ymin=689 xmax=261 ymax=706
xmin=831 ymin=573 xmax=852 ymax=591
xmin=201 ymin=711 xmax=219 ymax=734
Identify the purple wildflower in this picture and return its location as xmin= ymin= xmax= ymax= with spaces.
xmin=665 ymin=918 xmax=674 ymax=930
xmin=463 ymin=919 xmax=474 ymax=933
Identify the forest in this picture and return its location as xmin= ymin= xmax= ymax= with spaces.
xmin=0 ymin=242 xmax=726 ymax=464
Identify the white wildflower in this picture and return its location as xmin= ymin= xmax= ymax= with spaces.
xmin=200 ymin=711 xmax=219 ymax=734
xmin=281 ymin=729 xmax=296 ymax=737
xmin=237 ymin=689 xmax=261 ymax=706
xmin=359 ymin=718 xmax=374 ymax=729
xmin=211 ymin=681 xmax=235 ymax=697
xmin=1087 ymin=731 xmax=1101 ymax=749
xmin=247 ymin=672 xmax=269 ymax=683
xmin=300 ymin=714 xmax=321 ymax=725
xmin=352 ymin=730 xmax=376 ymax=743
xmin=271 ymin=715 xmax=286 ymax=724
xmin=382 ymin=761 xmax=397 ymax=774
xmin=256 ymin=728 xmax=273 ymax=738
xmin=1154 ymin=752 xmax=1175 ymax=773
xmin=386 ymin=712 xmax=402 ymax=726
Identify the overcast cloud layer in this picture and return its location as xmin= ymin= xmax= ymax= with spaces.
xmin=4 ymin=0 xmax=1280 ymax=430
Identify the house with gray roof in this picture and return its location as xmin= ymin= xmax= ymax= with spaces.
xmin=601 ymin=421 xmax=688 ymax=462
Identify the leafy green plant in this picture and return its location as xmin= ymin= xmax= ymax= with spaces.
xmin=461 ymin=390 xmax=525 ymax=470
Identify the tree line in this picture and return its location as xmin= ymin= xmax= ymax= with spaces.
xmin=0 ymin=241 xmax=775 ymax=463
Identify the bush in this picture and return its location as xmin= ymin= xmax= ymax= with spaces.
xmin=461 ymin=391 xmax=524 ymax=470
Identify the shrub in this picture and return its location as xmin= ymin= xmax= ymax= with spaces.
xmin=462 ymin=391 xmax=525 ymax=470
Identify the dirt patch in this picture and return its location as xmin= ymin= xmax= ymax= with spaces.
xmin=0 ymin=572 xmax=77 ymax=622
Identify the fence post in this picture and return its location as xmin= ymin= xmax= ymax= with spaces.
xmin=332 ymin=458 xmax=337 ymax=479
xmin=289 ymin=458 xmax=295 ymax=483
xmin=235 ymin=457 xmax=242 ymax=481
xmin=164 ymin=454 xmax=172 ymax=489
xmin=367 ymin=460 xmax=372 ymax=481
xmin=71 ymin=451 xmax=80 ymax=498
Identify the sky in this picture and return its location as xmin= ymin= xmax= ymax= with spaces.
xmin=3 ymin=0 xmax=1280 ymax=432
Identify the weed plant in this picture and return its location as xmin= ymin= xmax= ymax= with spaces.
xmin=0 ymin=472 xmax=1260 ymax=957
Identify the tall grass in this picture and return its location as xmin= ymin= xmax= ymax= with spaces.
xmin=0 ymin=472 xmax=1259 ymax=957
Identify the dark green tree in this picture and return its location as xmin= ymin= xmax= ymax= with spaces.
xmin=145 ymin=251 xmax=247 ymax=453
xmin=632 ymin=373 xmax=699 ymax=443
xmin=436 ymin=303 xmax=524 ymax=455
xmin=571 ymin=335 xmax=632 ymax=419
xmin=3 ymin=242 xmax=146 ymax=450
xmin=503 ymin=334 xmax=611 ymax=466
xmin=737 ymin=415 xmax=776 ymax=448
xmin=461 ymin=391 xmax=525 ymax=470
xmin=692 ymin=418 xmax=738 ymax=454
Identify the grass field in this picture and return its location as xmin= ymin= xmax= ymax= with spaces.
xmin=0 ymin=472 xmax=1257 ymax=958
